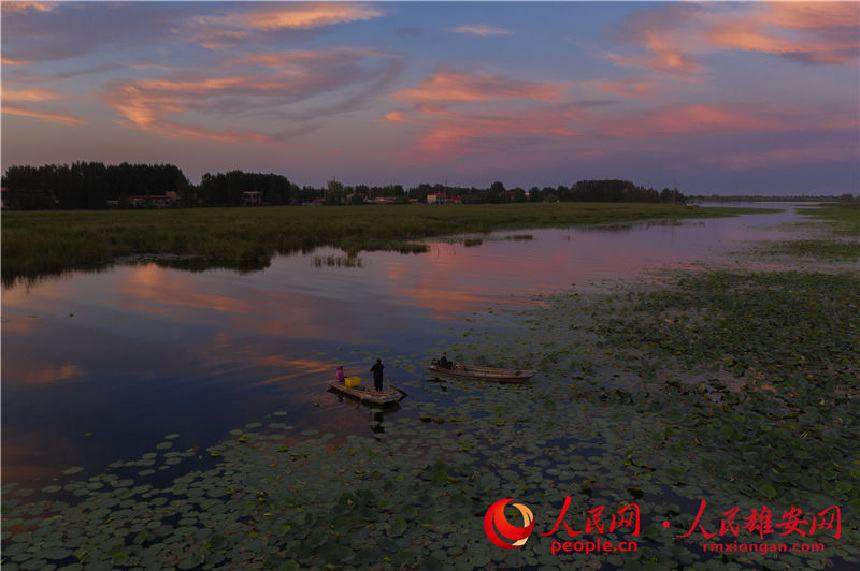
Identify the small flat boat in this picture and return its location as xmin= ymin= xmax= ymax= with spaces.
xmin=327 ymin=380 xmax=407 ymax=405
xmin=427 ymin=362 xmax=537 ymax=383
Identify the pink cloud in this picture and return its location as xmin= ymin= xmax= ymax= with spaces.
xmin=384 ymin=70 xmax=582 ymax=163
xmin=189 ymin=3 xmax=384 ymax=47
xmin=384 ymin=54 xmax=855 ymax=168
xmin=600 ymin=102 xmax=853 ymax=139
xmin=765 ymin=2 xmax=857 ymax=31
xmin=1 ymin=87 xmax=87 ymax=125
xmin=603 ymin=103 xmax=794 ymax=138
xmin=192 ymin=30 xmax=250 ymax=51
xmin=239 ymin=3 xmax=383 ymax=31
xmin=585 ymin=76 xmax=664 ymax=99
xmin=608 ymin=3 xmax=706 ymax=76
xmin=0 ymin=2 xmax=55 ymax=14
xmin=100 ymin=78 xmax=307 ymax=146
xmin=391 ymin=67 xmax=568 ymax=103
xmin=383 ymin=110 xmax=408 ymax=124
xmin=2 ymin=87 xmax=62 ymax=103
xmin=1 ymin=106 xmax=86 ymax=126
xmin=610 ymin=1 xmax=858 ymax=76
xmin=705 ymin=2 xmax=859 ymax=65
xmin=607 ymin=35 xmax=704 ymax=76
xmin=99 ymin=46 xmax=401 ymax=147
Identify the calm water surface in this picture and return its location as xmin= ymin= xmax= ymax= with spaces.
xmin=1 ymin=205 xmax=813 ymax=488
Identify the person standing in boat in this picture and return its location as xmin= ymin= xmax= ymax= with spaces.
xmin=439 ymin=352 xmax=453 ymax=369
xmin=370 ymin=358 xmax=384 ymax=392
xmin=335 ymin=365 xmax=345 ymax=383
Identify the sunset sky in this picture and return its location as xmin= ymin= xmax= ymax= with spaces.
xmin=2 ymin=1 xmax=858 ymax=194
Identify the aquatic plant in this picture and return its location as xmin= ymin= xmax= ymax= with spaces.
xmin=3 ymin=204 xmax=855 ymax=569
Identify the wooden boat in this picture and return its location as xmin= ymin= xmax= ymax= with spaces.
xmin=427 ymin=362 xmax=537 ymax=383
xmin=327 ymin=380 xmax=407 ymax=405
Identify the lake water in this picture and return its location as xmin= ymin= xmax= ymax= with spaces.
xmin=1 ymin=205 xmax=815 ymax=490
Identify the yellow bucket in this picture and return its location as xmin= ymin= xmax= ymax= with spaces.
xmin=345 ymin=376 xmax=361 ymax=387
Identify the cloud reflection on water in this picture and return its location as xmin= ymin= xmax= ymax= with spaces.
xmin=1 ymin=208 xmax=809 ymax=489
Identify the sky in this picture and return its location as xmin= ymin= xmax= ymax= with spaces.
xmin=2 ymin=1 xmax=858 ymax=195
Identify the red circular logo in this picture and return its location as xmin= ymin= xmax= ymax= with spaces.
xmin=484 ymin=498 xmax=535 ymax=549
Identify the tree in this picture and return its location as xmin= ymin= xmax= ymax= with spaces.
xmin=197 ymin=171 xmax=291 ymax=206
xmin=327 ymin=179 xmax=345 ymax=204
xmin=3 ymin=161 xmax=190 ymax=209
xmin=297 ymin=186 xmax=321 ymax=202
xmin=411 ymin=183 xmax=434 ymax=203
xmin=510 ymin=188 xmax=527 ymax=203
xmin=488 ymin=181 xmax=506 ymax=202
xmin=1 ymin=165 xmax=40 ymax=190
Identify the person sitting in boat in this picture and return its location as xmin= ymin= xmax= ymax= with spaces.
xmin=439 ymin=352 xmax=453 ymax=369
xmin=335 ymin=365 xmax=345 ymax=382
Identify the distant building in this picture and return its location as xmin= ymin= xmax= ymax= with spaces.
xmin=346 ymin=192 xmax=369 ymax=204
xmin=127 ymin=193 xmax=175 ymax=208
xmin=427 ymin=193 xmax=449 ymax=205
xmin=242 ymin=191 xmax=263 ymax=206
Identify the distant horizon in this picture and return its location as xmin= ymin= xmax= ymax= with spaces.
xmin=2 ymin=158 xmax=856 ymax=198
xmin=3 ymin=2 xmax=858 ymax=195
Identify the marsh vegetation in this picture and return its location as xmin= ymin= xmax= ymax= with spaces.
xmin=2 ymin=203 xmax=777 ymax=287
xmin=2 ymin=203 xmax=856 ymax=570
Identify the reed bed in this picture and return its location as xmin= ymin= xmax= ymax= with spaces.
xmin=2 ymin=203 xmax=777 ymax=286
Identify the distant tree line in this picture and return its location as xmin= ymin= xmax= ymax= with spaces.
xmin=2 ymin=161 xmax=688 ymax=209
xmin=409 ymin=179 xmax=685 ymax=204
xmin=199 ymin=171 xmax=293 ymax=206
xmin=690 ymin=194 xmax=855 ymax=202
xmin=526 ymin=180 xmax=683 ymax=204
xmin=1 ymin=162 xmax=190 ymax=209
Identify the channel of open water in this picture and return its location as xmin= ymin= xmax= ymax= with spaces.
xmin=1 ymin=204 xmax=815 ymax=491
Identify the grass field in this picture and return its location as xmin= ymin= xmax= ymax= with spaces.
xmin=2 ymin=202 xmax=779 ymax=286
